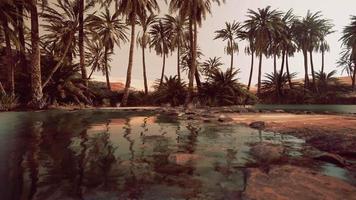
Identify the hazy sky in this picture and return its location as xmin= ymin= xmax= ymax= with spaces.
xmin=89 ymin=0 xmax=356 ymax=90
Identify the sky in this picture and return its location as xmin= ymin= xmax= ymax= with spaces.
xmin=86 ymin=0 xmax=355 ymax=90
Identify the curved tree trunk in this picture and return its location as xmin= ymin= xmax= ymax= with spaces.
xmin=159 ymin=53 xmax=166 ymax=87
xmin=142 ymin=46 xmax=148 ymax=94
xmin=121 ymin=20 xmax=136 ymax=107
xmin=309 ymin=50 xmax=318 ymax=92
xmin=257 ymin=53 xmax=263 ymax=96
xmin=286 ymin=54 xmax=293 ymax=89
xmin=42 ymin=33 xmax=74 ymax=88
xmin=29 ymin=1 xmax=43 ymax=107
xmin=247 ymin=51 xmax=254 ymax=90
xmin=1 ymin=15 xmax=14 ymax=96
xmin=303 ymin=50 xmax=309 ymax=89
xmin=195 ymin=68 xmax=201 ymax=89
xmin=279 ymin=51 xmax=286 ymax=77
xmin=0 ymin=81 xmax=5 ymax=96
xmin=78 ymin=0 xmax=88 ymax=86
xmin=104 ymin=47 xmax=111 ymax=90
xmin=177 ymin=41 xmax=181 ymax=82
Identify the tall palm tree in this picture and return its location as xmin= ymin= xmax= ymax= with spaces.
xmin=87 ymin=8 xmax=128 ymax=90
xmin=244 ymin=6 xmax=283 ymax=95
xmin=29 ymin=0 xmax=44 ymax=107
xmin=239 ymin=28 xmax=256 ymax=91
xmin=340 ymin=15 xmax=356 ymax=91
xmin=214 ymin=21 xmax=240 ymax=70
xmin=169 ymin=0 xmax=224 ymax=105
xmin=318 ymin=24 xmax=334 ymax=73
xmin=149 ymin=19 xmax=172 ymax=87
xmin=78 ymin=0 xmax=87 ymax=86
xmin=117 ymin=0 xmax=159 ymax=107
xmin=137 ymin=13 xmax=156 ymax=94
xmin=163 ymin=14 xmax=187 ymax=83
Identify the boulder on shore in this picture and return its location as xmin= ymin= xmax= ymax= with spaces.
xmin=249 ymin=121 xmax=266 ymax=129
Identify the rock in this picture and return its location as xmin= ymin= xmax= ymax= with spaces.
xmin=168 ymin=153 xmax=200 ymax=165
xmin=313 ymin=152 xmax=349 ymax=167
xmin=218 ymin=114 xmax=234 ymax=122
xmin=249 ymin=121 xmax=266 ymax=129
xmin=274 ymin=109 xmax=285 ymax=113
xmin=243 ymin=165 xmax=356 ymax=200
xmin=250 ymin=143 xmax=284 ymax=163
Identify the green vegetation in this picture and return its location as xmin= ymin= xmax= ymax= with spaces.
xmin=0 ymin=0 xmax=356 ymax=110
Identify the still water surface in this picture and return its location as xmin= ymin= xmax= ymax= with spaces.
xmin=0 ymin=110 xmax=354 ymax=200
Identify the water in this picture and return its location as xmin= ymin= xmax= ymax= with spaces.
xmin=255 ymin=104 xmax=356 ymax=114
xmin=0 ymin=110 xmax=354 ymax=200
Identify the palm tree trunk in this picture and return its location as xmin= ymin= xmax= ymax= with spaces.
xmin=230 ymin=40 xmax=234 ymax=70
xmin=321 ymin=50 xmax=325 ymax=74
xmin=78 ymin=0 xmax=88 ymax=86
xmin=16 ymin=2 xmax=27 ymax=72
xmin=121 ymin=20 xmax=136 ymax=107
xmin=1 ymin=16 xmax=14 ymax=96
xmin=42 ymin=33 xmax=74 ymax=88
xmin=88 ymin=68 xmax=95 ymax=80
xmin=185 ymin=11 xmax=196 ymax=106
xmin=177 ymin=41 xmax=181 ymax=82
xmin=279 ymin=51 xmax=285 ymax=77
xmin=29 ymin=0 xmax=43 ymax=107
xmin=195 ymin=68 xmax=201 ymax=89
xmin=352 ymin=59 xmax=356 ymax=91
xmin=273 ymin=54 xmax=277 ymax=74
xmin=142 ymin=46 xmax=148 ymax=94
xmin=104 ymin=47 xmax=111 ymax=90
xmin=309 ymin=50 xmax=318 ymax=92
xmin=159 ymin=53 xmax=166 ymax=87
xmin=286 ymin=54 xmax=293 ymax=89
xmin=303 ymin=50 xmax=309 ymax=88
xmin=257 ymin=53 xmax=263 ymax=96
xmin=247 ymin=51 xmax=254 ymax=90
xmin=0 ymin=81 xmax=6 ymax=96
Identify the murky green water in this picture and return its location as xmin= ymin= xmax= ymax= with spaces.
xmin=0 ymin=110 xmax=354 ymax=200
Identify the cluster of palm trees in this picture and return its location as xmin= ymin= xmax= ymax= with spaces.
xmin=1 ymin=0 xmax=356 ymax=108
xmin=213 ymin=7 xmax=336 ymax=96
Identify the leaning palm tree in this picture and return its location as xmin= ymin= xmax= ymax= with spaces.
xmin=244 ymin=6 xmax=283 ymax=95
xmin=137 ymin=13 xmax=156 ymax=94
xmin=87 ymin=8 xmax=128 ymax=90
xmin=163 ymin=14 xmax=187 ymax=83
xmin=239 ymin=28 xmax=256 ymax=91
xmin=214 ymin=21 xmax=240 ymax=70
xmin=85 ymin=40 xmax=113 ymax=80
xmin=169 ymin=0 xmax=224 ymax=105
xmin=340 ymin=15 xmax=356 ymax=91
xmin=117 ymin=0 xmax=160 ymax=107
xmin=149 ymin=19 xmax=172 ymax=87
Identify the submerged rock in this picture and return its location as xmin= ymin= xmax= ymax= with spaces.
xmin=218 ymin=114 xmax=234 ymax=122
xmin=249 ymin=121 xmax=266 ymax=129
xmin=168 ymin=153 xmax=201 ymax=165
xmin=250 ymin=143 xmax=284 ymax=163
xmin=243 ymin=165 xmax=356 ymax=200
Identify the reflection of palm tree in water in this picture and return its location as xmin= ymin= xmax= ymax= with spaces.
xmin=76 ymin=129 xmax=88 ymax=199
xmin=26 ymin=121 xmax=43 ymax=200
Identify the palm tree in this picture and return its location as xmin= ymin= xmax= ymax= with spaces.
xmin=0 ymin=1 xmax=17 ymax=96
xmin=117 ymin=0 xmax=160 ymax=107
xmin=315 ymin=70 xmax=337 ymax=93
xmin=149 ymin=19 xmax=172 ymax=87
xmin=201 ymin=56 xmax=223 ymax=77
xmin=169 ymin=0 xmax=224 ymax=105
xmin=137 ymin=14 xmax=156 ymax=94
xmin=85 ymin=40 xmax=112 ymax=80
xmin=214 ymin=21 xmax=240 ymax=70
xmin=41 ymin=0 xmax=81 ymax=88
xmin=244 ymin=6 xmax=283 ymax=95
xmin=163 ymin=14 xmax=187 ymax=83
xmin=29 ymin=0 xmax=44 ymax=107
xmin=78 ymin=0 xmax=87 ymax=86
xmin=87 ymin=8 xmax=128 ymax=90
xmin=318 ymin=23 xmax=334 ymax=73
xmin=340 ymin=15 xmax=356 ymax=91
xmin=239 ymin=28 xmax=256 ymax=91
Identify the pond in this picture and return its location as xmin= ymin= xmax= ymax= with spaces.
xmin=0 ymin=110 xmax=354 ymax=200
xmin=255 ymin=104 xmax=356 ymax=114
